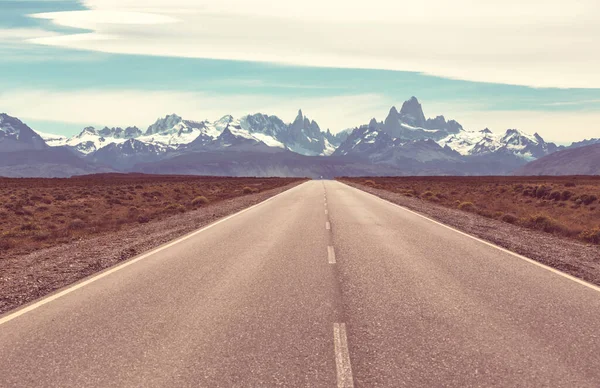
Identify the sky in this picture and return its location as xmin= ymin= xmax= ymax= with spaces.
xmin=1 ymin=0 xmax=600 ymax=144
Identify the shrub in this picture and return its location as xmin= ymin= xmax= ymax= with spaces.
xmin=561 ymin=190 xmax=573 ymax=201
xmin=565 ymin=182 xmax=576 ymax=187
xmin=192 ymin=196 xmax=210 ymax=206
xmin=68 ymin=219 xmax=86 ymax=230
xmin=579 ymin=228 xmax=600 ymax=244
xmin=364 ymin=180 xmax=376 ymax=186
xmin=137 ymin=215 xmax=150 ymax=224
xmin=32 ymin=232 xmax=50 ymax=241
xmin=164 ymin=203 xmax=185 ymax=213
xmin=548 ymin=191 xmax=561 ymax=201
xmin=580 ymin=194 xmax=598 ymax=205
xmin=20 ymin=222 xmax=39 ymax=231
xmin=458 ymin=202 xmax=476 ymax=212
xmin=54 ymin=194 xmax=67 ymax=201
xmin=0 ymin=238 xmax=15 ymax=251
xmin=535 ymin=185 xmax=551 ymax=199
xmin=421 ymin=191 xmax=434 ymax=198
xmin=523 ymin=214 xmax=565 ymax=234
xmin=243 ymin=186 xmax=257 ymax=194
xmin=500 ymin=213 xmax=518 ymax=224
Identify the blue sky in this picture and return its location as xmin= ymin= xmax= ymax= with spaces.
xmin=1 ymin=0 xmax=600 ymax=144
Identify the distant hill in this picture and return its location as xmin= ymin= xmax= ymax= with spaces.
xmin=0 ymin=113 xmax=111 ymax=177
xmin=517 ymin=143 xmax=600 ymax=175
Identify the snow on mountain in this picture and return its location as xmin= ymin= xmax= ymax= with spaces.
xmin=41 ymin=111 xmax=337 ymax=159
xmin=0 ymin=113 xmax=48 ymax=152
xmin=37 ymin=131 xmax=67 ymax=146
xmin=140 ymin=114 xmax=215 ymax=148
xmin=439 ymin=128 xmax=558 ymax=160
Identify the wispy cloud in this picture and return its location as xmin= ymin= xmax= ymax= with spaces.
xmin=22 ymin=0 xmax=600 ymax=88
xmin=2 ymin=89 xmax=599 ymax=143
xmin=0 ymin=89 xmax=390 ymax=133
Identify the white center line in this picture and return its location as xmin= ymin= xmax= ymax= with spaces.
xmin=326 ymin=221 xmax=331 ymax=230
xmin=333 ymin=323 xmax=354 ymax=388
xmin=327 ymin=246 xmax=336 ymax=264
xmin=325 ymin=209 xmax=329 ymax=215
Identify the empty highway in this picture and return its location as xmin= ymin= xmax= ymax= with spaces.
xmin=1 ymin=180 xmax=599 ymax=387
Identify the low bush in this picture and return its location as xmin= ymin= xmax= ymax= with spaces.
xmin=580 ymin=194 xmax=598 ymax=205
xmin=561 ymin=190 xmax=573 ymax=201
xmin=192 ymin=196 xmax=210 ymax=206
xmin=500 ymin=213 xmax=518 ymax=224
xmin=243 ymin=186 xmax=258 ymax=194
xmin=164 ymin=203 xmax=185 ymax=213
xmin=137 ymin=215 xmax=151 ymax=224
xmin=523 ymin=214 xmax=565 ymax=234
xmin=579 ymin=228 xmax=600 ymax=244
xmin=458 ymin=202 xmax=476 ymax=212
xmin=68 ymin=219 xmax=86 ymax=230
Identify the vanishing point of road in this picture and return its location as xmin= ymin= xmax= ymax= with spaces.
xmin=1 ymin=181 xmax=599 ymax=387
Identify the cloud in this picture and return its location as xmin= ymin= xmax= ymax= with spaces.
xmin=0 ymin=89 xmax=390 ymax=132
xmin=23 ymin=0 xmax=600 ymax=88
xmin=2 ymin=88 xmax=599 ymax=143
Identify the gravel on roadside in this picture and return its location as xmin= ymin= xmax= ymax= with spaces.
xmin=0 ymin=182 xmax=303 ymax=315
xmin=343 ymin=181 xmax=600 ymax=287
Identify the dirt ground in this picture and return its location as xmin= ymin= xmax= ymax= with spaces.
xmin=0 ymin=177 xmax=304 ymax=315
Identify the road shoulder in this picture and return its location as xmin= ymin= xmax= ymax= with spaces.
xmin=0 ymin=181 xmax=304 ymax=315
xmin=342 ymin=181 xmax=600 ymax=287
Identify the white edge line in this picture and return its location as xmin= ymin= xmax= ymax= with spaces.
xmin=341 ymin=182 xmax=600 ymax=293
xmin=0 ymin=182 xmax=307 ymax=326
xmin=328 ymin=246 xmax=336 ymax=264
xmin=333 ymin=323 xmax=355 ymax=388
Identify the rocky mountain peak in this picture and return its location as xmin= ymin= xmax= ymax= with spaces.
xmin=0 ymin=113 xmax=48 ymax=152
xmin=399 ymin=96 xmax=426 ymax=127
xmin=146 ymin=113 xmax=183 ymax=135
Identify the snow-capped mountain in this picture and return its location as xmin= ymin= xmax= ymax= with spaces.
xmin=45 ymin=111 xmax=339 ymax=160
xmin=334 ymin=97 xmax=560 ymax=174
xmin=0 ymin=114 xmax=108 ymax=177
xmin=439 ymin=128 xmax=559 ymax=160
xmin=0 ymin=113 xmax=48 ymax=152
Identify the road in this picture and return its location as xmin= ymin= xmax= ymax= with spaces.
xmin=1 ymin=180 xmax=599 ymax=387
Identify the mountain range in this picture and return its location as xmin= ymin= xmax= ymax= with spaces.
xmin=1 ymin=97 xmax=597 ymax=177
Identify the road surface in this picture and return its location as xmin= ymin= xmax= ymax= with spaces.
xmin=1 ymin=180 xmax=599 ymax=387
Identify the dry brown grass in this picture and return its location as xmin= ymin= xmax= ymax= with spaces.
xmin=0 ymin=173 xmax=304 ymax=257
xmin=339 ymin=176 xmax=600 ymax=244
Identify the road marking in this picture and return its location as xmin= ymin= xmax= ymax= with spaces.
xmin=342 ymin=182 xmax=600 ymax=294
xmin=0 ymin=183 xmax=306 ymax=326
xmin=328 ymin=246 xmax=336 ymax=264
xmin=325 ymin=209 xmax=329 ymax=215
xmin=333 ymin=323 xmax=354 ymax=388
xmin=326 ymin=221 xmax=331 ymax=230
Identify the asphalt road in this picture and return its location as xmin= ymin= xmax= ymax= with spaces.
xmin=1 ymin=180 xmax=599 ymax=387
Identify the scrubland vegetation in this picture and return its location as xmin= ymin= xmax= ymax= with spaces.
xmin=0 ymin=174 xmax=303 ymax=256
xmin=341 ymin=176 xmax=600 ymax=245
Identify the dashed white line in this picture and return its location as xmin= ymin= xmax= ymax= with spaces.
xmin=325 ymin=209 xmax=329 ymax=215
xmin=326 ymin=221 xmax=331 ymax=230
xmin=333 ymin=323 xmax=354 ymax=388
xmin=327 ymin=246 xmax=336 ymax=264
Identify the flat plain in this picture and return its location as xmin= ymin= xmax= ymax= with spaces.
xmin=0 ymin=174 xmax=304 ymax=258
